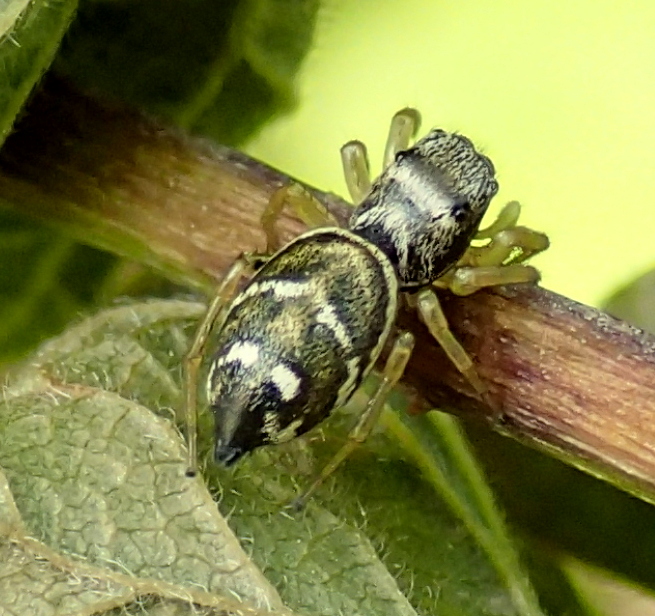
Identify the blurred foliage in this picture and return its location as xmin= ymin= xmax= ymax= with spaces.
xmin=56 ymin=0 xmax=319 ymax=145
xmin=451 ymin=270 xmax=655 ymax=610
xmin=0 ymin=0 xmax=318 ymax=365
xmin=604 ymin=269 xmax=655 ymax=333
xmin=465 ymin=421 xmax=655 ymax=592
xmin=0 ymin=208 xmax=114 ymax=364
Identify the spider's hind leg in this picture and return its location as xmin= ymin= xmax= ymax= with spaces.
xmin=261 ymin=184 xmax=342 ymax=252
xmin=293 ymin=331 xmax=415 ymax=510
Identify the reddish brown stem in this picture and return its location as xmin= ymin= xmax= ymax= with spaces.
xmin=2 ymin=75 xmax=655 ymax=504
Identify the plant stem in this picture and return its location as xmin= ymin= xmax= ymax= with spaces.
xmin=2 ymin=74 xmax=655 ymax=507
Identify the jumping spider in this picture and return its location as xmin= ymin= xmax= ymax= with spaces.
xmin=184 ymin=109 xmax=549 ymax=505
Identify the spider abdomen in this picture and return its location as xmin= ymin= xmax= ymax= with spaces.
xmin=207 ymin=227 xmax=398 ymax=465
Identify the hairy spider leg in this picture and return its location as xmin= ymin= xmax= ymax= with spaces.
xmin=438 ymin=202 xmax=550 ymax=296
xmin=261 ymin=183 xmax=342 ymax=252
xmin=292 ymin=330 xmax=415 ymax=510
xmin=184 ymin=254 xmax=259 ymax=476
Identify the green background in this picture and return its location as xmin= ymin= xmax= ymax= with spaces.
xmin=248 ymin=0 xmax=655 ymax=307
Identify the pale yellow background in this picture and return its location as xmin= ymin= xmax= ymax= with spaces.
xmin=248 ymin=0 xmax=655 ymax=307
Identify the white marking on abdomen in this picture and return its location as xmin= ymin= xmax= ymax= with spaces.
xmin=316 ymin=303 xmax=352 ymax=350
xmin=207 ymin=341 xmax=261 ymax=403
xmin=222 ymin=341 xmax=260 ymax=367
xmin=232 ymin=279 xmax=311 ymax=308
xmin=270 ymin=362 xmax=301 ymax=401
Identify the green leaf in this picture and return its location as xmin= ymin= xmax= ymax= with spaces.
xmin=604 ymin=268 xmax=655 ymax=333
xmin=2 ymin=302 xmax=290 ymax=615
xmin=0 ymin=466 xmax=135 ymax=614
xmin=0 ymin=0 xmax=77 ymax=144
xmin=56 ymin=0 xmax=320 ymax=145
xmin=0 ymin=299 xmax=592 ymax=615
xmin=463 ymin=422 xmax=655 ymax=603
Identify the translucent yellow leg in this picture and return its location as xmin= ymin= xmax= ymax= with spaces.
xmin=340 ymin=140 xmax=372 ymax=204
xmin=340 ymin=107 xmax=421 ymax=205
xmin=184 ymin=255 xmax=255 ymax=477
xmin=437 ymin=201 xmax=549 ymax=296
xmin=466 ymin=227 xmax=550 ymax=268
xmin=445 ymin=264 xmax=542 ymax=297
xmin=474 ymin=201 xmax=521 ymax=240
xmin=415 ymin=289 xmax=491 ymax=403
xmin=261 ymin=184 xmax=341 ymax=252
xmin=292 ymin=331 xmax=415 ymax=510
xmin=382 ymin=107 xmax=422 ymax=168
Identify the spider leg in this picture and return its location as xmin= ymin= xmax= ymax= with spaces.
xmin=341 ymin=140 xmax=372 ymax=204
xmin=414 ymin=288 xmax=491 ymax=404
xmin=261 ymin=184 xmax=341 ymax=252
xmin=474 ymin=201 xmax=521 ymax=240
xmin=383 ymin=107 xmax=422 ymax=168
xmin=184 ymin=255 xmax=257 ymax=476
xmin=340 ymin=108 xmax=421 ymax=205
xmin=466 ymin=227 xmax=549 ymax=268
xmin=292 ymin=331 xmax=415 ymax=510
xmin=443 ymin=202 xmax=549 ymax=296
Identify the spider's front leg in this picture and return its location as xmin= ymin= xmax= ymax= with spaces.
xmin=382 ymin=107 xmax=422 ymax=168
xmin=420 ymin=202 xmax=549 ymax=407
xmin=341 ymin=107 xmax=422 ymax=204
xmin=340 ymin=139 xmax=372 ymax=205
xmin=439 ymin=201 xmax=550 ymax=297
